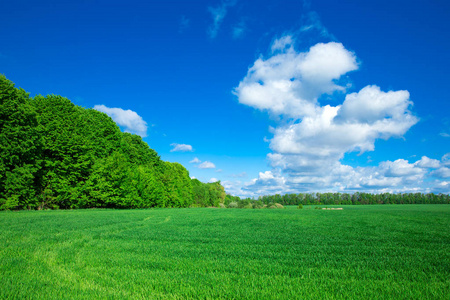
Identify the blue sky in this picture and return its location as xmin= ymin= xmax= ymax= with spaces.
xmin=1 ymin=0 xmax=449 ymax=196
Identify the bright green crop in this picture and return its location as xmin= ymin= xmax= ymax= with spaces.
xmin=1 ymin=205 xmax=449 ymax=299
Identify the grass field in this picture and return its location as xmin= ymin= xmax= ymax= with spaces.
xmin=1 ymin=205 xmax=449 ymax=299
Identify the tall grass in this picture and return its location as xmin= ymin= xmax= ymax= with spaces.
xmin=1 ymin=205 xmax=449 ymax=299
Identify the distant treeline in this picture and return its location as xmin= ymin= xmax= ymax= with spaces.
xmin=225 ymin=192 xmax=450 ymax=207
xmin=0 ymin=75 xmax=225 ymax=210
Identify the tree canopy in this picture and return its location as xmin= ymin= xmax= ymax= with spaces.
xmin=0 ymin=75 xmax=224 ymax=210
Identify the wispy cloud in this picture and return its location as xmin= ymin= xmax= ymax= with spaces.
xmin=170 ymin=143 xmax=193 ymax=152
xmin=190 ymin=157 xmax=201 ymax=163
xmin=232 ymin=20 xmax=246 ymax=39
xmin=179 ymin=15 xmax=190 ymax=33
xmin=300 ymin=11 xmax=337 ymax=41
xmin=198 ymin=161 xmax=216 ymax=169
xmin=207 ymin=0 xmax=237 ymax=38
xmin=230 ymin=172 xmax=247 ymax=178
xmin=93 ymin=105 xmax=148 ymax=137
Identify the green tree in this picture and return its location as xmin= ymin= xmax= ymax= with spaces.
xmin=0 ymin=75 xmax=41 ymax=209
xmin=0 ymin=75 xmax=228 ymax=210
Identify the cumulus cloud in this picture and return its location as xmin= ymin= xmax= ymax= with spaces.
xmin=269 ymin=86 xmax=418 ymax=161
xmin=337 ymin=86 xmax=413 ymax=123
xmin=93 ymin=105 xmax=148 ymax=137
xmin=442 ymin=154 xmax=450 ymax=167
xmin=209 ymin=178 xmax=219 ymax=183
xmin=241 ymin=170 xmax=287 ymax=195
xmin=208 ymin=0 xmax=237 ymax=38
xmin=380 ymin=159 xmax=425 ymax=179
xmin=170 ymin=143 xmax=193 ymax=152
xmin=232 ymin=34 xmax=429 ymax=195
xmin=415 ymin=156 xmax=440 ymax=169
xmin=198 ymin=161 xmax=216 ymax=169
xmin=190 ymin=157 xmax=201 ymax=163
xmin=434 ymin=180 xmax=450 ymax=193
xmin=431 ymin=167 xmax=450 ymax=178
xmin=233 ymin=41 xmax=358 ymax=118
xmin=233 ymin=156 xmax=438 ymax=197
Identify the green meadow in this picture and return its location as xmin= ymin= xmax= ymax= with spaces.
xmin=1 ymin=205 xmax=449 ymax=299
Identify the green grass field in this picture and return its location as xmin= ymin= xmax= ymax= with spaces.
xmin=1 ymin=205 xmax=449 ymax=299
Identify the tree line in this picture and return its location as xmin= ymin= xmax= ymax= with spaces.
xmin=0 ymin=75 xmax=225 ymax=210
xmin=222 ymin=193 xmax=449 ymax=209
xmin=256 ymin=192 xmax=449 ymax=206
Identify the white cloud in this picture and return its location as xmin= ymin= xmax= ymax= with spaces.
xmin=337 ymin=85 xmax=414 ymax=124
xmin=198 ymin=161 xmax=216 ymax=169
xmin=299 ymin=42 xmax=358 ymax=83
xmin=232 ymin=34 xmax=429 ymax=195
xmin=359 ymin=176 xmax=403 ymax=189
xmin=221 ymin=180 xmax=255 ymax=198
xmin=269 ymin=86 xmax=418 ymax=159
xmin=434 ymin=180 xmax=450 ymax=193
xmin=442 ymin=154 xmax=450 ymax=167
xmin=190 ymin=157 xmax=201 ymax=163
xmin=271 ymin=35 xmax=293 ymax=52
xmin=380 ymin=159 xmax=425 ymax=179
xmin=170 ymin=143 xmax=193 ymax=152
xmin=241 ymin=170 xmax=287 ymax=196
xmin=258 ymin=170 xmax=275 ymax=180
xmin=233 ymin=41 xmax=358 ymax=118
xmin=209 ymin=178 xmax=219 ymax=183
xmin=93 ymin=105 xmax=148 ymax=137
xmin=237 ymin=156 xmax=438 ymax=196
xmin=208 ymin=0 xmax=237 ymax=39
xmin=431 ymin=167 xmax=450 ymax=178
xmin=415 ymin=156 xmax=440 ymax=169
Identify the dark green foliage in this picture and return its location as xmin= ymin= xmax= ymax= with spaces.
xmin=225 ymin=192 xmax=449 ymax=209
xmin=0 ymin=75 xmax=224 ymax=209
xmin=258 ymin=192 xmax=450 ymax=205
xmin=120 ymin=132 xmax=160 ymax=166
xmin=0 ymin=75 xmax=41 ymax=209
xmin=192 ymin=179 xmax=225 ymax=207
xmin=160 ymin=162 xmax=193 ymax=207
xmin=33 ymin=95 xmax=102 ymax=208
